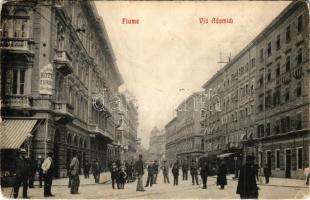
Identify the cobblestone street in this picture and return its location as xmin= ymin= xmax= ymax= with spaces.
xmin=1 ymin=173 xmax=309 ymax=199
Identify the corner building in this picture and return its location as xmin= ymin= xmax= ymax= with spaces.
xmin=1 ymin=0 xmax=123 ymax=177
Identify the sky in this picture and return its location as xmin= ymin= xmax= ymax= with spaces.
xmin=94 ymin=1 xmax=291 ymax=148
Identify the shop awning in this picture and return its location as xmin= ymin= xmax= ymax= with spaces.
xmin=217 ymin=152 xmax=234 ymax=158
xmin=0 ymin=119 xmax=38 ymax=149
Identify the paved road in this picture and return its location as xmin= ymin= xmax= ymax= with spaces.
xmin=1 ymin=172 xmax=309 ymax=199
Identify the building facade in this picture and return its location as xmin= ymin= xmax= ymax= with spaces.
xmin=165 ymin=92 xmax=205 ymax=166
xmin=116 ymin=92 xmax=139 ymax=162
xmin=200 ymin=1 xmax=309 ymax=179
xmin=1 ymin=0 xmax=124 ymax=177
xmin=149 ymin=126 xmax=166 ymax=162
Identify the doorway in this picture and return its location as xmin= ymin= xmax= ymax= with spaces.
xmin=285 ymin=149 xmax=291 ymax=178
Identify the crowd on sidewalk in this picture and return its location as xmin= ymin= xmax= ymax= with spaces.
xmin=8 ymin=148 xmax=310 ymax=199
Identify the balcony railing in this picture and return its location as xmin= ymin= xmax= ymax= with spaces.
xmin=3 ymin=95 xmax=31 ymax=109
xmin=0 ymin=38 xmax=34 ymax=53
xmin=53 ymin=101 xmax=74 ymax=124
xmin=54 ymin=50 xmax=73 ymax=76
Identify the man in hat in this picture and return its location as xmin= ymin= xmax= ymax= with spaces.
xmin=134 ymin=154 xmax=145 ymax=191
xmin=69 ymin=151 xmax=80 ymax=194
xmin=236 ymin=155 xmax=259 ymax=199
xmin=161 ymin=160 xmax=170 ymax=184
xmin=41 ymin=152 xmax=54 ymax=197
xmin=13 ymin=149 xmax=30 ymax=199
xmin=190 ymin=160 xmax=199 ymax=185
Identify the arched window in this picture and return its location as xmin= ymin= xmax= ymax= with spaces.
xmin=79 ymin=137 xmax=83 ymax=147
xmin=73 ymin=136 xmax=78 ymax=147
xmin=67 ymin=133 xmax=72 ymax=145
xmin=13 ymin=9 xmax=28 ymax=38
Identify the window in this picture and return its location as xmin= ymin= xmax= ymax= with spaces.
xmin=273 ymin=87 xmax=281 ymax=106
xmin=286 ymin=56 xmax=290 ymax=72
xmin=257 ymin=124 xmax=264 ymax=138
xmin=276 ymin=63 xmax=280 ymax=77
xmin=284 ymin=87 xmax=290 ymax=102
xmin=13 ymin=10 xmax=29 ymax=38
xmin=6 ymin=68 xmax=26 ymax=95
xmin=260 ymin=48 xmax=264 ymax=62
xmin=251 ymin=58 xmax=255 ymax=68
xmin=286 ymin=116 xmax=290 ymax=132
xmin=274 ymin=120 xmax=280 ymax=134
xmin=275 ymin=149 xmax=280 ymax=169
xmin=276 ymin=34 xmax=281 ymax=50
xmin=298 ymin=15 xmax=303 ymax=33
xmin=297 ymin=147 xmax=303 ymax=169
xmin=267 ymin=42 xmax=271 ymax=57
xmin=265 ymin=91 xmax=272 ymax=109
xmin=258 ymin=94 xmax=264 ymax=112
xmin=286 ymin=25 xmax=291 ymax=43
xmin=296 ymin=82 xmax=302 ymax=97
xmin=267 ymin=69 xmax=271 ymax=81
xmin=296 ymin=113 xmax=302 ymax=130
xmin=297 ymin=49 xmax=302 ymax=66
xmin=266 ymin=123 xmax=270 ymax=136
xmin=201 ymin=110 xmax=205 ymax=118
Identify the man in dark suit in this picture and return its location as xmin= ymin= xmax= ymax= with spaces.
xmin=13 ymin=149 xmax=30 ymax=199
xmin=200 ymin=160 xmax=209 ymax=189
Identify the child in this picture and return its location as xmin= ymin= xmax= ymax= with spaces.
xmin=172 ymin=163 xmax=179 ymax=186
xmin=118 ymin=166 xmax=127 ymax=189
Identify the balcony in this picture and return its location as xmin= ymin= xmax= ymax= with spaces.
xmin=54 ymin=50 xmax=73 ymax=76
xmin=88 ymin=124 xmax=113 ymax=143
xmin=53 ymin=101 xmax=74 ymax=124
xmin=3 ymin=95 xmax=31 ymax=109
xmin=0 ymin=38 xmax=34 ymax=54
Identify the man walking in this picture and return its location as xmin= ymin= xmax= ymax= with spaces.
xmin=135 ymin=154 xmax=145 ymax=191
xmin=200 ymin=160 xmax=209 ymax=189
xmin=182 ymin=162 xmax=188 ymax=180
xmin=263 ymin=164 xmax=271 ymax=184
xmin=145 ymin=161 xmax=154 ymax=187
xmin=217 ymin=160 xmax=227 ymax=189
xmin=41 ymin=152 xmax=54 ymax=197
xmin=153 ymin=160 xmax=159 ymax=184
xmin=172 ymin=163 xmax=179 ymax=186
xmin=70 ymin=151 xmax=80 ymax=194
xmin=236 ymin=155 xmax=259 ymax=199
xmin=162 ymin=160 xmax=170 ymax=184
xmin=13 ymin=149 xmax=30 ymax=199
xmin=92 ymin=159 xmax=100 ymax=184
xmin=190 ymin=160 xmax=199 ymax=185
xmin=109 ymin=162 xmax=118 ymax=189
xmin=83 ymin=161 xmax=90 ymax=179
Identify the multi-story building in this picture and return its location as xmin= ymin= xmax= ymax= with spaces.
xmin=165 ymin=117 xmax=178 ymax=164
xmin=200 ymin=1 xmax=309 ymax=179
xmin=248 ymin=1 xmax=309 ymax=179
xmin=0 ymin=0 xmax=124 ymax=177
xmin=165 ymin=92 xmax=205 ymax=165
xmin=149 ymin=126 xmax=166 ymax=162
xmin=116 ymin=92 xmax=139 ymax=162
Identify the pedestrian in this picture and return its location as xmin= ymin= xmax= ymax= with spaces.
xmin=172 ymin=163 xmax=179 ymax=186
xmin=41 ymin=152 xmax=55 ymax=197
xmin=263 ymin=164 xmax=271 ymax=184
xmin=28 ymin=156 xmax=36 ymax=188
xmin=145 ymin=161 xmax=154 ymax=187
xmin=304 ymin=165 xmax=310 ymax=185
xmin=67 ymin=164 xmax=72 ymax=188
xmin=161 ymin=160 xmax=170 ymax=184
xmin=182 ymin=162 xmax=188 ymax=180
xmin=135 ymin=154 xmax=145 ymax=191
xmin=12 ymin=149 xmax=30 ymax=199
xmin=109 ymin=162 xmax=118 ymax=189
xmin=236 ymin=155 xmax=259 ymax=199
xmin=153 ymin=160 xmax=159 ymax=184
xmin=92 ymin=159 xmax=100 ymax=184
xmin=216 ymin=160 xmax=227 ymax=189
xmin=190 ymin=160 xmax=199 ymax=185
xmin=253 ymin=163 xmax=259 ymax=182
xmin=69 ymin=151 xmax=80 ymax=194
xmin=37 ymin=159 xmax=44 ymax=188
xmin=118 ymin=166 xmax=127 ymax=189
xmin=200 ymin=160 xmax=209 ymax=189
xmin=84 ymin=161 xmax=90 ymax=179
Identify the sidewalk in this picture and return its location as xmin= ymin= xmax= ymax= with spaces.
xmin=35 ymin=172 xmax=111 ymax=187
xmin=210 ymin=174 xmax=309 ymax=189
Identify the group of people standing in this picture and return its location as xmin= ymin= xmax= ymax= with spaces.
xmin=12 ymin=150 xmax=54 ymax=199
xmin=109 ymin=160 xmax=135 ymax=189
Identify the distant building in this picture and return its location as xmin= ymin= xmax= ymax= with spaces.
xmin=165 ymin=92 xmax=206 ymax=166
xmin=149 ymin=126 xmax=166 ymax=162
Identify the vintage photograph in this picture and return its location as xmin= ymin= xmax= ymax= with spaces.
xmin=0 ymin=0 xmax=309 ymax=199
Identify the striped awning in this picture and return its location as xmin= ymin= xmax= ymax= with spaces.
xmin=0 ymin=119 xmax=37 ymax=149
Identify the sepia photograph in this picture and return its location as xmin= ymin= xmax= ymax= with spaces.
xmin=0 ymin=0 xmax=309 ymax=199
